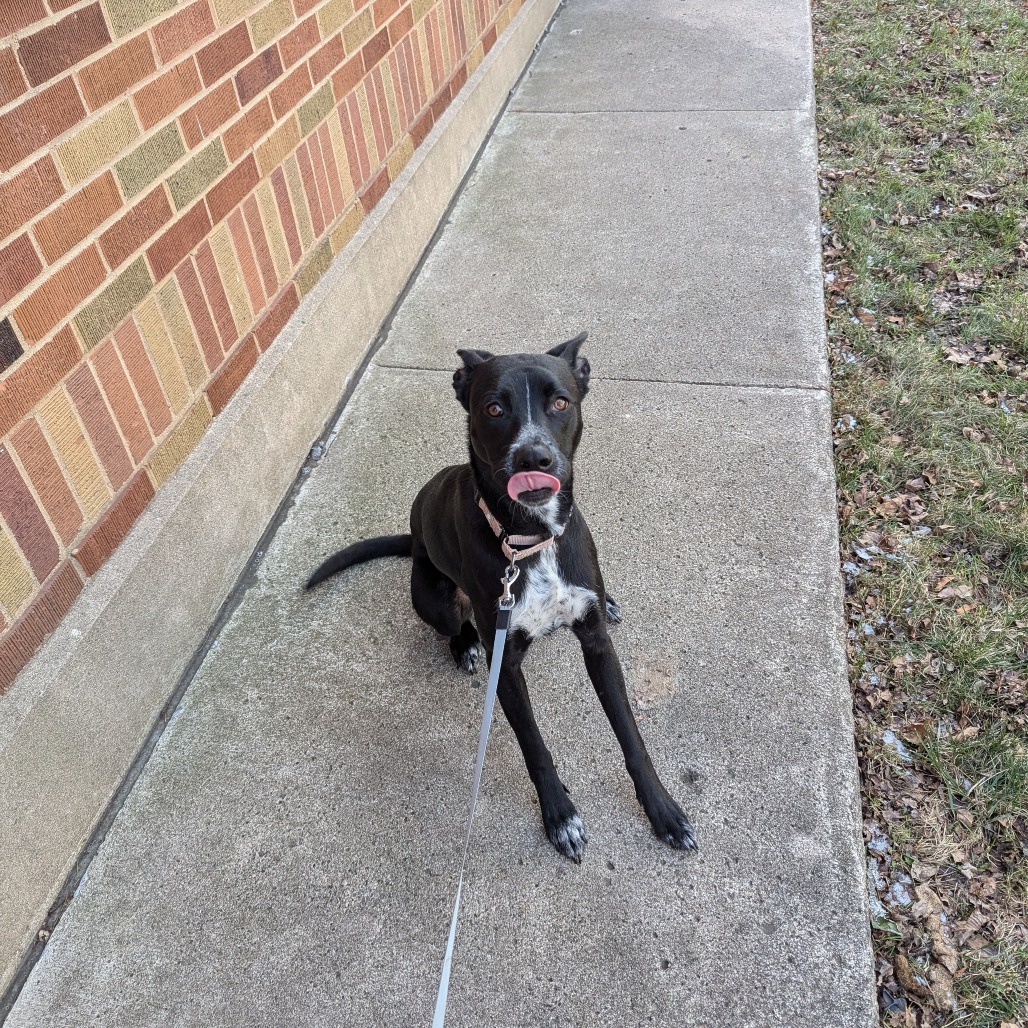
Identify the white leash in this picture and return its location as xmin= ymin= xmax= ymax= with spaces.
xmin=432 ymin=560 xmax=520 ymax=1027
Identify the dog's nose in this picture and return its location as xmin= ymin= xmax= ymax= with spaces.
xmin=514 ymin=442 xmax=554 ymax=471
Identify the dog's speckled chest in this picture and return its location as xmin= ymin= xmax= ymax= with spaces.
xmin=510 ymin=547 xmax=597 ymax=638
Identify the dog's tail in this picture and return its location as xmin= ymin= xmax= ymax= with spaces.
xmin=305 ymin=534 xmax=413 ymax=589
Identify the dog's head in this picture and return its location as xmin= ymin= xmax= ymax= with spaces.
xmin=453 ymin=332 xmax=590 ymax=508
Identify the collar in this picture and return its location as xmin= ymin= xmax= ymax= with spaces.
xmin=476 ymin=495 xmax=567 ymax=563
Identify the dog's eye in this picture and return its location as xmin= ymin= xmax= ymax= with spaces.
xmin=552 ymin=397 xmax=569 ymax=412
xmin=486 ymin=403 xmax=504 ymax=418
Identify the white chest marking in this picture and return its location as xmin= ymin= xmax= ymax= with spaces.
xmin=509 ymin=547 xmax=597 ymax=639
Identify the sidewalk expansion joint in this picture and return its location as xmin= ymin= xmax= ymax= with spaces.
xmin=372 ymin=361 xmax=829 ymax=394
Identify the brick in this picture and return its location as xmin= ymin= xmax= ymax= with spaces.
xmin=168 ymin=139 xmax=228 ymax=210
xmin=195 ymin=241 xmax=238 ymax=347
xmin=196 ymin=21 xmax=253 ymax=87
xmin=134 ymin=58 xmax=202 ymax=130
xmin=0 ymin=562 xmax=83 ymax=694
xmin=342 ymin=8 xmax=374 ymax=53
xmin=328 ymin=200 xmax=363 ymax=253
xmin=482 ymin=23 xmax=497 ymax=55
xmin=297 ymin=80 xmax=333 ymax=136
xmin=0 ymin=78 xmax=86 ymax=174
xmin=254 ymin=180 xmax=289 ymax=281
xmin=252 ymin=282 xmax=297 ymax=350
xmin=79 ymin=32 xmax=157 ymax=111
xmin=105 ymin=0 xmax=178 ymax=36
xmin=207 ymin=153 xmax=259 ymax=223
xmin=0 ymin=527 xmax=34 ymax=622
xmin=0 ymin=326 xmax=82 ymax=437
xmin=295 ymin=143 xmax=323 ymax=235
xmin=387 ymin=4 xmax=412 ymax=46
xmin=115 ymin=122 xmax=185 ymax=199
xmin=317 ymin=0 xmax=353 ymax=37
xmin=316 ymin=122 xmax=345 ymax=214
xmin=0 ymin=0 xmax=46 ymax=36
xmin=91 ymin=338 xmax=152 ymax=462
xmin=250 ymin=0 xmax=293 ymax=50
xmin=152 ymin=0 xmax=215 ymax=62
xmin=283 ymin=155 xmax=313 ymax=248
xmin=99 ymin=186 xmax=174 ymax=270
xmin=0 ymin=235 xmax=42 ymax=308
xmin=411 ymin=0 xmax=433 ymax=22
xmin=74 ymin=470 xmax=155 ymax=575
xmin=279 ymin=14 xmax=319 ymax=67
xmin=66 ymin=363 xmax=132 ymax=489
xmin=293 ymin=0 xmax=320 ymax=13
xmin=324 ymin=111 xmax=354 ymax=200
xmin=409 ymin=105 xmax=433 ymax=148
xmin=310 ymin=32 xmax=344 ymax=84
xmin=0 ymin=47 xmax=27 ymax=108
xmin=205 ymin=333 xmax=256 ymax=413
xmin=212 ymin=0 xmax=261 ymax=24
xmin=226 ymin=209 xmax=265 ymax=311
xmin=147 ymin=396 xmax=210 ymax=487
xmin=306 ymin=130 xmax=334 ymax=221
xmin=57 ymin=101 xmax=142 ymax=186
xmin=33 ymin=173 xmax=122 ymax=265
xmin=270 ymin=168 xmax=301 ymax=265
xmin=176 ymin=260 xmax=222 ymax=369
xmin=223 ymin=97 xmax=273 ymax=161
xmin=242 ymin=196 xmax=278 ymax=296
xmin=360 ymin=25 xmax=389 ymax=69
xmin=256 ymin=113 xmax=300 ymax=176
xmin=385 ymin=130 xmax=412 ymax=182
xmin=13 ymin=246 xmax=104 ymax=344
xmin=331 ymin=51 xmax=364 ymax=99
xmin=74 ymin=257 xmax=154 ymax=350
xmin=235 ymin=44 xmax=284 ymax=105
xmin=147 ymin=199 xmax=212 ymax=280
xmin=269 ymin=62 xmax=311 ymax=120
xmin=36 ymin=387 xmax=110 ymax=519
xmin=359 ymin=165 xmax=389 ymax=213
xmin=372 ymin=0 xmax=398 ymax=28
xmin=179 ymin=78 xmax=239 ymax=148
xmin=208 ymin=225 xmax=252 ymax=330
xmin=10 ymin=419 xmax=83 ymax=546
xmin=296 ymin=238 xmax=330 ymax=296
xmin=0 ymin=158 xmax=64 ymax=245
xmin=134 ymin=299 xmax=191 ymax=413
xmin=0 ymin=447 xmax=59 ymax=580
xmin=17 ymin=3 xmax=110 ymax=88
xmin=155 ymin=279 xmax=207 ymax=388
xmin=0 ymin=318 xmax=23 ymax=373
xmin=115 ymin=319 xmax=173 ymax=433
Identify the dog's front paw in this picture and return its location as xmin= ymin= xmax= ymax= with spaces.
xmin=545 ymin=811 xmax=588 ymax=863
xmin=449 ymin=637 xmax=485 ymax=674
xmin=646 ymin=795 xmax=697 ymax=852
xmin=604 ymin=595 xmax=622 ymax=624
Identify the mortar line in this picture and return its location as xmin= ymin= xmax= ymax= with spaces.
xmin=372 ymin=361 xmax=830 ymax=393
xmin=0 ymin=3 xmax=569 ymax=1020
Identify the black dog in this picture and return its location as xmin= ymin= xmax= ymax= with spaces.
xmin=307 ymin=333 xmax=696 ymax=860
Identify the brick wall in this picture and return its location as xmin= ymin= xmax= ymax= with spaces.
xmin=0 ymin=0 xmax=521 ymax=691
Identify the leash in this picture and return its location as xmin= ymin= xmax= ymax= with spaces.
xmin=432 ymin=555 xmax=519 ymax=1028
xmin=433 ymin=501 xmax=566 ymax=1024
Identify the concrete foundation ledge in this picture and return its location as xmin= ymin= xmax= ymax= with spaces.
xmin=0 ymin=0 xmax=560 ymax=999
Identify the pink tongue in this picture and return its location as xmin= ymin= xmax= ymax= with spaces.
xmin=507 ymin=471 xmax=561 ymax=501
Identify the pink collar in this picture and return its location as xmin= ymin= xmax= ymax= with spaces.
xmin=477 ymin=496 xmax=565 ymax=562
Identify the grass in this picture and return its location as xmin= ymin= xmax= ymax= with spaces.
xmin=811 ymin=0 xmax=1028 ymax=1024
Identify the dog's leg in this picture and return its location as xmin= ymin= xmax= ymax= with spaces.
xmin=410 ymin=555 xmax=484 ymax=673
xmin=604 ymin=594 xmax=622 ymax=624
xmin=573 ymin=614 xmax=697 ymax=851
xmin=483 ymin=630 xmax=587 ymax=862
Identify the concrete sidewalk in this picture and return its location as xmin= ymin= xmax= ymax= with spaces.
xmin=4 ymin=1 xmax=878 ymax=1025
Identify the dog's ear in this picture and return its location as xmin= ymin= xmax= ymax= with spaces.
xmin=453 ymin=348 xmax=494 ymax=410
xmin=547 ymin=331 xmax=590 ymax=395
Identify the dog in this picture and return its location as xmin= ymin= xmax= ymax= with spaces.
xmin=307 ymin=333 xmax=696 ymax=861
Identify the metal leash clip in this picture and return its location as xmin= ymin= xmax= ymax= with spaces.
xmin=499 ymin=558 xmax=520 ymax=610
